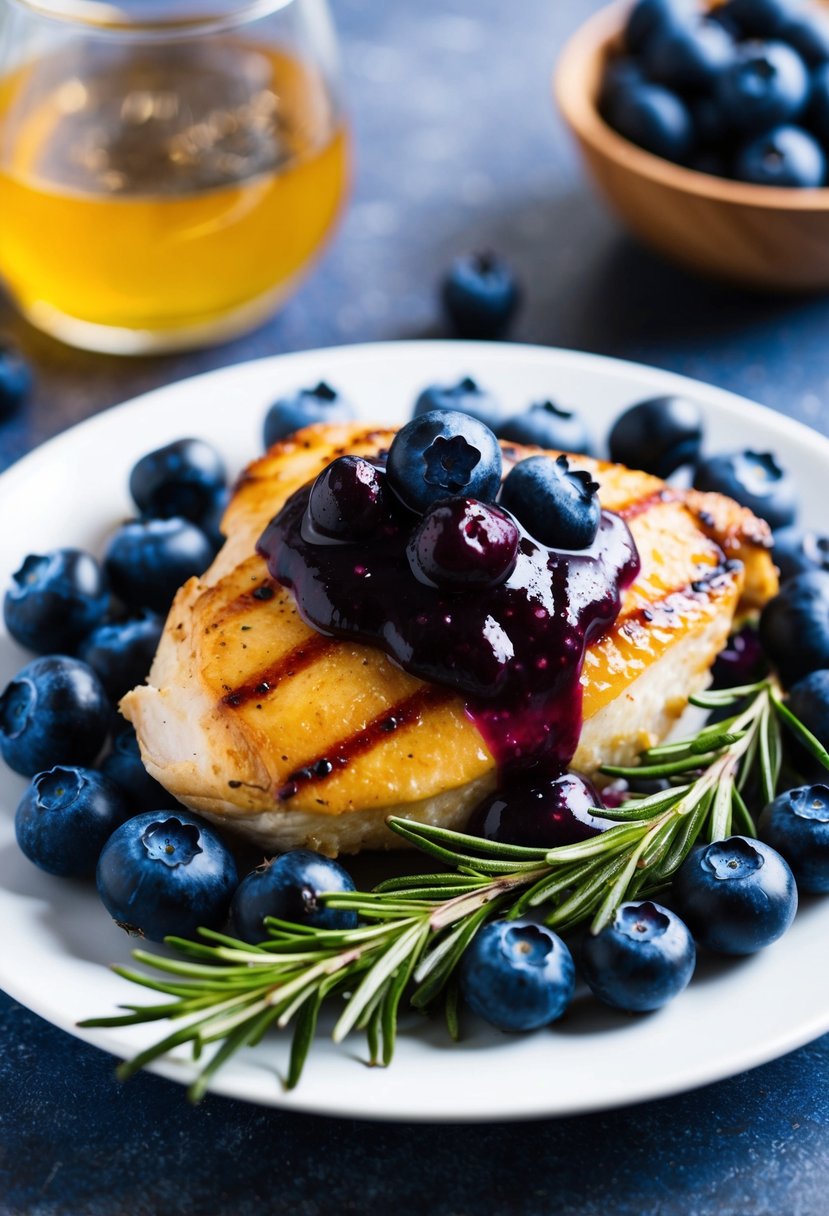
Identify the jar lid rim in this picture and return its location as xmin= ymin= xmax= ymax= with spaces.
xmin=13 ymin=0 xmax=294 ymax=33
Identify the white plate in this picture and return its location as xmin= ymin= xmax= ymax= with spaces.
xmin=1 ymin=340 xmax=828 ymax=1122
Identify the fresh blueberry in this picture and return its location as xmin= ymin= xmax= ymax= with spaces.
xmin=96 ymin=810 xmax=238 ymax=941
xmin=734 ymin=123 xmax=826 ymax=185
xmin=229 ymin=849 xmax=358 ymax=943
xmin=608 ymin=395 xmax=703 ymax=478
xmin=624 ymin=0 xmax=695 ymax=54
xmin=413 ymin=377 xmax=506 ymax=432
xmin=129 ymin=438 xmax=226 ymax=529
xmin=693 ymin=450 xmax=797 ymax=530
xmin=673 ymin=836 xmax=797 ymax=954
xmin=4 ymin=549 xmax=109 ymax=654
xmin=581 ymin=901 xmax=696 ymax=1013
xmin=773 ymin=526 xmax=829 ymax=582
xmin=599 ymin=57 xmax=646 ymax=111
xmin=0 ymin=655 xmax=110 ymax=777
xmin=407 ymin=498 xmax=519 ymax=590
xmin=808 ymin=62 xmax=829 ymax=144
xmin=715 ymin=41 xmax=810 ymax=134
xmin=304 ymin=456 xmax=386 ymax=542
xmin=103 ymin=517 xmax=214 ymax=614
xmin=759 ymin=783 xmax=829 ymax=892
xmin=0 ymin=342 xmax=32 ymax=417
xmin=603 ymin=82 xmax=694 ymax=162
xmin=440 ymin=251 xmax=521 ymax=340
xmin=387 ymin=410 xmax=502 ymax=514
xmin=785 ymin=669 xmax=829 ymax=778
xmin=263 ymin=382 xmax=355 ymax=449
xmin=101 ymin=725 xmax=172 ymax=812
xmin=759 ymin=572 xmax=829 ymax=685
xmin=720 ymin=0 xmax=801 ymax=38
xmin=497 ymin=401 xmax=594 ymax=456
xmin=15 ymin=766 xmax=130 ymax=878
xmin=644 ymin=17 xmax=735 ymax=92
xmin=499 ymin=455 xmax=601 ymax=550
xmin=780 ymin=11 xmax=829 ymax=66
xmin=78 ymin=608 xmax=163 ymax=702
xmin=711 ymin=624 xmax=767 ymax=688
xmin=459 ymin=919 xmax=575 ymax=1032
xmin=467 ymin=771 xmax=612 ymax=848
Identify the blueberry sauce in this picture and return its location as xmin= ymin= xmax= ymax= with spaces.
xmin=256 ymin=468 xmax=640 ymax=778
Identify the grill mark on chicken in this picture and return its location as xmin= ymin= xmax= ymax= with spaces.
xmin=221 ymin=632 xmax=334 ymax=707
xmin=277 ymin=685 xmax=453 ymax=802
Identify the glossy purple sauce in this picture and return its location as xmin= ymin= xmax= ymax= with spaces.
xmin=256 ymin=471 xmax=640 ymax=778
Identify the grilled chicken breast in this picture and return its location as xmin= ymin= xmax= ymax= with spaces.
xmin=121 ymin=424 xmax=778 ymax=855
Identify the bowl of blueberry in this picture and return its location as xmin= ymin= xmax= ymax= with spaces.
xmin=555 ymin=0 xmax=829 ymax=290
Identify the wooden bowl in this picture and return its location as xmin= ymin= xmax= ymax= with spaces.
xmin=555 ymin=2 xmax=829 ymax=291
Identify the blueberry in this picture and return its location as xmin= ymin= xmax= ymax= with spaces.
xmin=608 ymin=395 xmax=703 ymax=478
xmin=711 ymin=624 xmax=767 ymax=688
xmin=96 ymin=810 xmax=238 ymax=941
xmin=497 ymin=401 xmax=594 ymax=456
xmin=387 ymin=410 xmax=503 ymax=514
xmin=101 ymin=726 xmax=172 ymax=812
xmin=0 ymin=656 xmax=110 ymax=777
xmin=673 ymin=836 xmax=797 ymax=954
xmin=715 ymin=41 xmax=809 ymax=134
xmin=759 ymin=571 xmax=829 ymax=685
xmin=624 ymin=0 xmax=695 ymax=54
xmin=785 ymin=669 xmax=829 ymax=777
xmin=599 ymin=57 xmax=646 ymax=111
xmin=603 ymin=82 xmax=694 ymax=162
xmin=304 ymin=456 xmax=386 ymax=542
xmin=104 ymin=517 xmax=214 ymax=615
xmin=773 ymin=525 xmax=829 ymax=582
xmin=459 ymin=919 xmax=574 ymax=1032
xmin=581 ymin=901 xmax=696 ymax=1013
xmin=780 ymin=11 xmax=829 ymax=66
xmin=644 ymin=17 xmax=736 ymax=92
xmin=759 ymin=783 xmax=829 ymax=892
xmin=693 ymin=450 xmax=797 ymax=530
xmin=499 ymin=455 xmax=601 ymax=550
xmin=128 ymin=438 xmax=226 ymax=530
xmin=263 ymin=382 xmax=355 ymax=449
xmin=734 ymin=123 xmax=826 ymax=185
xmin=807 ymin=62 xmax=829 ymax=144
xmin=467 ymin=771 xmax=612 ymax=848
xmin=407 ymin=498 xmax=519 ymax=591
xmin=229 ymin=849 xmax=358 ymax=943
xmin=440 ymin=251 xmax=521 ymax=340
xmin=78 ymin=608 xmax=163 ymax=703
xmin=0 ymin=342 xmax=32 ymax=417
xmin=720 ymin=0 xmax=800 ymax=38
xmin=4 ymin=549 xmax=109 ymax=654
xmin=15 ymin=766 xmax=130 ymax=878
xmin=413 ymin=377 xmax=505 ymax=432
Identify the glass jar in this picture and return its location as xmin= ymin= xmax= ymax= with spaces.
xmin=0 ymin=0 xmax=350 ymax=352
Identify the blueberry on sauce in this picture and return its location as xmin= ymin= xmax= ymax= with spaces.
xmin=407 ymin=498 xmax=519 ymax=591
xmin=466 ymin=771 xmax=614 ymax=848
xmin=304 ymin=456 xmax=386 ymax=542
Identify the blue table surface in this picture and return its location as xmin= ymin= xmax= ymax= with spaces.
xmin=3 ymin=0 xmax=829 ymax=1212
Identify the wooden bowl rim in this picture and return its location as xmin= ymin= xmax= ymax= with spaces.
xmin=554 ymin=0 xmax=829 ymax=211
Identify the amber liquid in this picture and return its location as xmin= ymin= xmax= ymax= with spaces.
xmin=0 ymin=43 xmax=349 ymax=351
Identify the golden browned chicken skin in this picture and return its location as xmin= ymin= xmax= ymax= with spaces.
xmin=121 ymin=423 xmax=777 ymax=855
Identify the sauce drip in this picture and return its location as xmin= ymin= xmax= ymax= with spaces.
xmin=256 ymin=472 xmax=640 ymax=777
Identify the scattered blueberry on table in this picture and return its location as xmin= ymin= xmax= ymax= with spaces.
xmin=440 ymin=250 xmax=521 ymax=340
xmin=602 ymin=0 xmax=829 ymax=187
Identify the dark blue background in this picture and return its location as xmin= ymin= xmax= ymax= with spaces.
xmin=3 ymin=0 xmax=829 ymax=1212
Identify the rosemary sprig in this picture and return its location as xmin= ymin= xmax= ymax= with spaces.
xmin=80 ymin=678 xmax=829 ymax=1099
